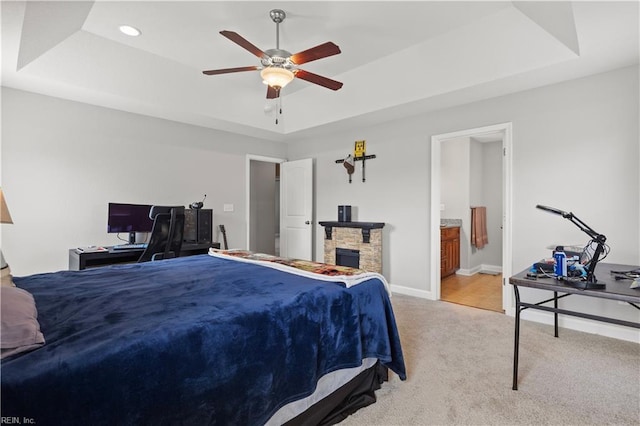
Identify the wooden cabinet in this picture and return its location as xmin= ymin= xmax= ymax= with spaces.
xmin=441 ymin=226 xmax=460 ymax=278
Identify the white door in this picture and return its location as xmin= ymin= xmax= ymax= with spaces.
xmin=280 ymin=158 xmax=313 ymax=260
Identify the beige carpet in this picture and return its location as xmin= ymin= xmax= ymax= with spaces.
xmin=342 ymin=294 xmax=640 ymax=426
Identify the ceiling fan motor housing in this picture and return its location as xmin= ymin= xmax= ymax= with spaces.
xmin=262 ymin=49 xmax=294 ymax=69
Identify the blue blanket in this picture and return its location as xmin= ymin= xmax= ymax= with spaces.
xmin=2 ymin=254 xmax=405 ymax=425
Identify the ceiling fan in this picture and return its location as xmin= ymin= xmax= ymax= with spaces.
xmin=202 ymin=9 xmax=343 ymax=99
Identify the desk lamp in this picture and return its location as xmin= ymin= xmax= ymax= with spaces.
xmin=1 ymin=188 xmax=14 ymax=270
xmin=536 ymin=205 xmax=606 ymax=289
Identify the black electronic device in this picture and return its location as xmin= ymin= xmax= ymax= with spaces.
xmin=536 ymin=204 xmax=608 ymax=289
xmin=184 ymin=209 xmax=213 ymax=244
xmin=107 ymin=202 xmax=154 ymax=244
xmin=197 ymin=209 xmax=213 ymax=243
xmin=111 ymin=243 xmax=148 ymax=251
xmin=338 ymin=205 xmax=351 ymax=222
xmin=184 ymin=210 xmax=198 ymax=242
xmin=190 ymin=194 xmax=207 ymax=210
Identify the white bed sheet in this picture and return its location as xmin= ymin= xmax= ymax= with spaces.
xmin=265 ymin=357 xmax=379 ymax=425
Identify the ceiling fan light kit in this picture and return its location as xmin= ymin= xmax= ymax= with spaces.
xmin=202 ymin=8 xmax=343 ymax=101
xmin=261 ymin=67 xmax=294 ymax=89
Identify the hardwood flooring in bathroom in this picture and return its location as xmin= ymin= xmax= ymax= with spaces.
xmin=441 ymin=273 xmax=504 ymax=313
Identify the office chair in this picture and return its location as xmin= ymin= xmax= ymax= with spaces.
xmin=138 ymin=206 xmax=185 ymax=262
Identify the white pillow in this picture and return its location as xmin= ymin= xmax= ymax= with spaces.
xmin=1 ymin=286 xmax=45 ymax=359
xmin=1 ymin=265 xmax=15 ymax=287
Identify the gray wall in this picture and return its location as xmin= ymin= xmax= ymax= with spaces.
xmin=441 ymin=137 xmax=471 ymax=270
xmin=1 ymin=65 xmax=638 ymax=340
xmin=1 ymin=87 xmax=287 ymax=275
xmin=469 ymin=140 xmax=503 ymax=270
xmin=441 ymin=138 xmax=503 ymax=273
xmin=287 ymin=65 xmax=639 ymax=338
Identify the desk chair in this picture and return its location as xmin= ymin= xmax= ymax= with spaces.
xmin=138 ymin=206 xmax=185 ymax=262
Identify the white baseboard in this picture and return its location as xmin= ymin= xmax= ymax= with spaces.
xmin=390 ymin=283 xmax=434 ymax=300
xmin=457 ymin=264 xmax=502 ymax=276
xmin=479 ymin=264 xmax=503 ymax=274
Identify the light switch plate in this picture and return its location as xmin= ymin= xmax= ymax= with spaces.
xmin=223 ymin=204 xmax=234 ymax=212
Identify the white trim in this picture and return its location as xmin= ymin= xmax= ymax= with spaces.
xmin=430 ymin=123 xmax=514 ymax=310
xmin=479 ymin=264 xmax=503 ymax=274
xmin=245 ymin=155 xmax=286 ymax=250
xmin=429 ymin=137 xmax=442 ymax=301
xmin=391 ymin=283 xmax=433 ymax=300
xmin=453 ymin=264 xmax=503 ymax=276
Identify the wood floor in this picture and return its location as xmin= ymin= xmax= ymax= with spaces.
xmin=441 ymin=272 xmax=504 ymax=313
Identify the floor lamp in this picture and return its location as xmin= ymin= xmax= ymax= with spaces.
xmin=1 ymin=188 xmax=13 ymax=269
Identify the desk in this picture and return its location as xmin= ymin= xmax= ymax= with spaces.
xmin=69 ymin=242 xmax=220 ymax=271
xmin=509 ymin=263 xmax=640 ymax=390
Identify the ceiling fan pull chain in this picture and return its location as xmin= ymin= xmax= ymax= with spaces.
xmin=275 ymin=97 xmax=284 ymax=125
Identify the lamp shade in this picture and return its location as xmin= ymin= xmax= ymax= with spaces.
xmin=0 ymin=188 xmax=13 ymax=224
xmin=261 ymin=67 xmax=294 ymax=89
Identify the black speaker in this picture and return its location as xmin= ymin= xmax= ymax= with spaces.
xmin=338 ymin=205 xmax=351 ymax=222
xmin=184 ymin=210 xmax=198 ymax=243
xmin=197 ymin=209 xmax=212 ymax=244
xmin=183 ymin=209 xmax=212 ymax=243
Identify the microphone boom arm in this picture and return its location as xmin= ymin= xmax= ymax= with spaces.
xmin=536 ymin=205 xmax=606 ymax=288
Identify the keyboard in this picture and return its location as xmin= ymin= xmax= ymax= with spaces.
xmin=111 ymin=243 xmax=148 ymax=250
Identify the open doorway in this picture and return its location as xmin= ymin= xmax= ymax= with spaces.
xmin=246 ymin=156 xmax=314 ymax=260
xmin=246 ymin=155 xmax=285 ymax=255
xmin=430 ymin=123 xmax=514 ymax=314
xmin=439 ymin=134 xmax=503 ymax=312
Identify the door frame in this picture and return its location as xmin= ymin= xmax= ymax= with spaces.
xmin=245 ymin=154 xmax=286 ymax=251
xmin=430 ymin=122 xmax=514 ymax=314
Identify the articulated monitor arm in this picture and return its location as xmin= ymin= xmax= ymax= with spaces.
xmin=536 ymin=205 xmax=606 ymax=288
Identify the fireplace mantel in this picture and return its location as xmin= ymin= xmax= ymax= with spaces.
xmin=319 ymin=221 xmax=385 ymax=243
xmin=318 ymin=221 xmax=385 ymax=229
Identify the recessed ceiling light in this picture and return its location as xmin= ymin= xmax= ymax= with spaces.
xmin=119 ymin=25 xmax=141 ymax=37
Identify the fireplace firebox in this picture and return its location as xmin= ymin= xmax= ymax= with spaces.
xmin=336 ymin=248 xmax=360 ymax=269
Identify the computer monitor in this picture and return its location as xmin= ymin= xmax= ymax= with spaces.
xmin=107 ymin=203 xmax=154 ymax=244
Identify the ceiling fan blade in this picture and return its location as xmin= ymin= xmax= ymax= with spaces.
xmin=202 ymin=66 xmax=259 ymax=75
xmin=220 ymin=30 xmax=266 ymax=59
xmin=290 ymin=42 xmax=341 ymax=65
xmin=295 ymin=69 xmax=343 ymax=91
xmin=266 ymin=86 xmax=280 ymax=99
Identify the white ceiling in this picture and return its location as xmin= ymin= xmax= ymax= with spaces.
xmin=2 ymin=1 xmax=638 ymax=142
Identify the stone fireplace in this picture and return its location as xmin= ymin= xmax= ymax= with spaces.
xmin=319 ymin=221 xmax=385 ymax=274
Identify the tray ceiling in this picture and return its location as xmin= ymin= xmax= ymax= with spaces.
xmin=2 ymin=1 xmax=638 ymax=141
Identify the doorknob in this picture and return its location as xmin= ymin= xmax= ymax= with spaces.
xmin=305 ymin=220 xmax=311 ymax=225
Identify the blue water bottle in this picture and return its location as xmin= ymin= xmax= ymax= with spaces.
xmin=554 ymin=247 xmax=567 ymax=278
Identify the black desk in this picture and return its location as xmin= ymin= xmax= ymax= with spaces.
xmin=69 ymin=242 xmax=220 ymax=271
xmin=509 ymin=263 xmax=640 ymax=390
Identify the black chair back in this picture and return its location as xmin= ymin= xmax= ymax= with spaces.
xmin=138 ymin=206 xmax=185 ymax=262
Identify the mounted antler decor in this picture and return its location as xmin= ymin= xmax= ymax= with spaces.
xmin=335 ymin=140 xmax=376 ymax=183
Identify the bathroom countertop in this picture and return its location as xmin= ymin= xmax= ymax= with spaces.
xmin=440 ymin=218 xmax=462 ymax=228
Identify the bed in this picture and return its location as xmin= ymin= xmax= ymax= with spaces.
xmin=1 ymin=250 xmax=406 ymax=425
